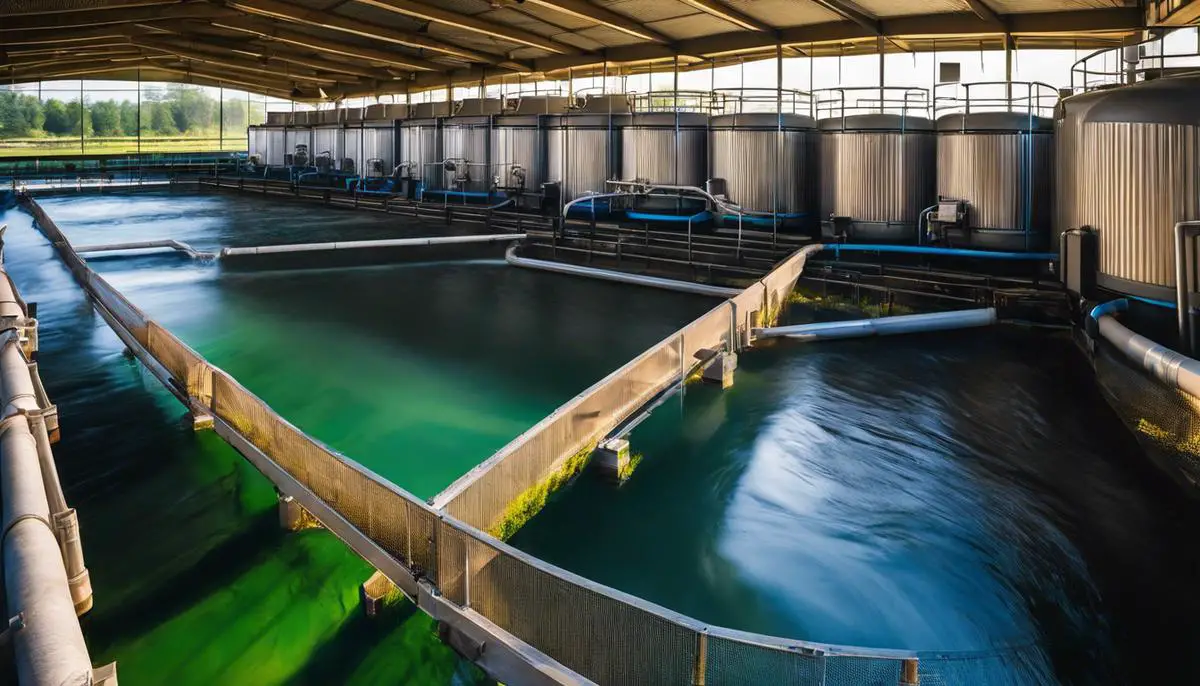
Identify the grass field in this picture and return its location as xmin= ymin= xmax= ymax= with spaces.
xmin=0 ymin=136 xmax=244 ymax=157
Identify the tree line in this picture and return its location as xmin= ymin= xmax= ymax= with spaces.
xmin=0 ymin=86 xmax=266 ymax=139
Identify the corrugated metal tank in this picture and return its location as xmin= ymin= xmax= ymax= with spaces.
xmin=819 ymin=114 xmax=936 ymax=241
xmin=439 ymin=99 xmax=503 ymax=194
xmin=312 ymin=125 xmax=345 ymax=170
xmin=709 ymin=112 xmax=815 ymax=228
xmin=621 ymin=113 xmax=707 ymax=187
xmin=284 ymin=126 xmax=313 ymax=166
xmin=546 ymin=113 xmax=629 ymax=201
xmin=490 ymin=97 xmax=570 ymax=195
xmin=399 ymin=118 xmax=442 ymax=184
xmin=936 ymin=112 xmax=1054 ymax=251
xmin=262 ymin=126 xmax=286 ymax=166
xmin=359 ymin=121 xmax=395 ymax=177
xmin=1057 ymin=75 xmax=1200 ymax=298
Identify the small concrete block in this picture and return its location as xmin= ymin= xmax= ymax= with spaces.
xmin=594 ymin=438 xmax=630 ymax=481
xmin=93 ymin=662 xmax=118 ymax=686
xmin=701 ymin=352 xmax=737 ymax=389
xmin=192 ymin=412 xmax=214 ymax=432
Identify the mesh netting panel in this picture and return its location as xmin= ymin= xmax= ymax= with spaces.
xmin=822 ymin=655 xmax=903 ymax=686
xmin=455 ymin=526 xmax=699 ymax=685
xmin=146 ymin=322 xmax=212 ymax=404
xmin=704 ymin=635 xmax=826 ymax=685
xmin=760 ymin=245 xmax=820 ymax=323
xmin=1094 ymin=342 xmax=1200 ymax=487
xmin=680 ymin=302 xmax=732 ymax=368
xmin=87 ymin=273 xmax=149 ymax=345
xmin=731 ymin=282 xmax=766 ymax=341
xmin=444 ymin=332 xmax=687 ymax=530
xmin=407 ymin=499 xmax=439 ymax=577
xmin=437 ymin=521 xmax=468 ymax=606
xmin=917 ymin=643 xmax=1055 ymax=686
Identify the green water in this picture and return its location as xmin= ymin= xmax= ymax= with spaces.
xmin=2 ymin=191 xmax=715 ymax=685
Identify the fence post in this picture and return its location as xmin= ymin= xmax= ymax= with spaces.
xmin=691 ymin=632 xmax=707 ymax=685
xmin=901 ymin=658 xmax=919 ymax=685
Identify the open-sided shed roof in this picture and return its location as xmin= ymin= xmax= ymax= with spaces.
xmin=0 ymin=0 xmax=1164 ymax=100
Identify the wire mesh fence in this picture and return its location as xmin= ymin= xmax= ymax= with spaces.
xmin=23 ymin=195 xmax=1063 ymax=685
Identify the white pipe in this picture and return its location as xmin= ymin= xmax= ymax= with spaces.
xmin=0 ymin=271 xmax=26 ymax=320
xmin=0 ymin=334 xmax=39 ymax=416
xmin=74 ymin=239 xmax=215 ymax=261
xmin=1098 ymin=311 xmax=1200 ymax=399
xmin=505 ymin=246 xmax=739 ymax=297
xmin=220 ymin=233 xmax=524 ymax=257
xmin=1 ymin=415 xmax=93 ymax=686
xmin=755 ymin=308 xmax=998 ymax=342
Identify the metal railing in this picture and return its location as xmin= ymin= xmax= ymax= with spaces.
xmin=814 ymin=86 xmax=930 ymax=121
xmin=933 ymin=81 xmax=1059 ymax=120
xmin=712 ymin=88 xmax=815 ymax=116
xmin=24 ymin=196 xmax=1056 ymax=685
xmin=629 ymin=90 xmax=721 ymax=114
xmin=1070 ymin=28 xmax=1200 ymax=93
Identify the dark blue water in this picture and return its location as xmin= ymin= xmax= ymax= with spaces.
xmin=513 ymin=323 xmax=1200 ymax=684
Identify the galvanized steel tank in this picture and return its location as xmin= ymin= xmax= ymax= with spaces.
xmin=621 ymin=112 xmax=708 ymax=188
xmin=440 ymin=98 xmax=503 ymax=194
xmin=490 ymin=96 xmax=570 ymax=197
xmin=399 ymin=102 xmax=447 ymax=186
xmin=283 ymin=126 xmax=313 ymax=166
xmin=312 ymin=124 xmax=345 ymax=171
xmin=709 ymin=112 xmax=815 ymax=229
xmin=546 ymin=95 xmax=632 ymax=201
xmin=936 ymin=111 xmax=1054 ymax=251
xmin=1057 ymin=75 xmax=1200 ymax=299
xmin=819 ymin=113 xmax=936 ymax=241
xmin=358 ymin=121 xmax=396 ymax=177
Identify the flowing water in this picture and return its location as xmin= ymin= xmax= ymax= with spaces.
xmin=0 ymin=190 xmax=715 ymax=685
xmin=511 ymin=310 xmax=1200 ymax=684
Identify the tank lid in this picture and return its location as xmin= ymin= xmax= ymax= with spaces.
xmin=453 ymin=98 xmax=504 ymax=116
xmin=507 ymin=95 xmax=573 ymax=114
xmin=546 ymin=113 xmax=633 ymax=127
xmin=1080 ymin=74 xmax=1200 ymax=125
xmin=409 ymin=102 xmax=451 ymax=118
xmin=710 ymin=112 xmax=815 ymax=129
xmin=628 ymin=112 xmax=709 ymax=127
xmin=579 ymin=94 xmax=633 ymax=114
xmin=818 ymin=113 xmax=935 ymax=131
xmin=936 ymin=111 xmax=1054 ymax=132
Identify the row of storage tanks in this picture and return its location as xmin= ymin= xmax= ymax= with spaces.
xmin=249 ymin=75 xmax=1200 ymax=302
xmin=248 ymin=91 xmax=1054 ymax=249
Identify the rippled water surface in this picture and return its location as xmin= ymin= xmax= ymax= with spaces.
xmin=513 ymin=314 xmax=1200 ymax=683
xmin=1 ymin=190 xmax=714 ymax=685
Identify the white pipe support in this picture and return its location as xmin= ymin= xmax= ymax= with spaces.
xmin=219 ymin=233 xmax=524 ymax=257
xmin=755 ymin=308 xmax=998 ymax=342
xmin=0 ymin=333 xmax=39 ymax=417
xmin=0 ymin=415 xmax=93 ymax=686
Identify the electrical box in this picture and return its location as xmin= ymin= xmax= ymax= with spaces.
xmin=1062 ymin=229 xmax=1097 ymax=298
xmin=938 ymin=62 xmax=961 ymax=84
xmin=935 ymin=201 xmax=961 ymax=224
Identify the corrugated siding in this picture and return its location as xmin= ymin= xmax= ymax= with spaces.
xmin=547 ymin=127 xmax=620 ymax=200
xmin=399 ymin=124 xmax=440 ymax=183
xmin=1069 ymin=122 xmax=1200 ymax=288
xmin=710 ymin=129 xmax=809 ymax=214
xmin=937 ymin=132 xmax=1053 ymax=232
xmin=312 ymin=127 xmax=345 ymax=167
xmin=492 ymin=126 xmax=545 ymax=192
xmin=620 ymin=128 xmax=706 ymax=187
xmin=361 ymin=126 xmax=395 ymax=176
xmin=441 ymin=124 xmax=490 ymax=192
xmin=819 ymin=131 xmax=935 ymax=224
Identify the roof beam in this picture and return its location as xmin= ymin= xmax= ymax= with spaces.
xmin=352 ymin=0 xmax=578 ymax=54
xmin=0 ymin=0 xmax=179 ymax=18
xmin=0 ymin=27 xmax=132 ymax=46
xmin=963 ymin=0 xmax=1002 ymax=26
xmin=522 ymin=0 xmax=673 ymax=43
xmin=0 ymin=2 xmax=236 ymax=31
xmin=210 ymin=16 xmax=443 ymax=72
xmin=224 ymin=0 xmax=496 ymax=64
xmin=809 ymin=0 xmax=879 ymax=34
xmin=130 ymin=40 xmax=344 ymax=84
xmin=677 ymin=0 xmax=773 ymax=32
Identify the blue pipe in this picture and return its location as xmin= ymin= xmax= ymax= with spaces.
xmin=721 ymin=212 xmax=807 ymax=226
xmin=1129 ymin=295 xmax=1177 ymax=310
xmin=626 ymin=210 xmax=712 ymax=224
xmin=827 ymin=244 xmax=1058 ymax=261
xmin=1089 ymin=298 xmax=1128 ymax=321
xmin=422 ymin=190 xmax=493 ymax=199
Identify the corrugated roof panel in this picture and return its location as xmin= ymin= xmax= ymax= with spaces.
xmin=573 ymin=24 xmax=644 ymax=47
xmin=853 ymin=0 xmax=967 ymax=18
xmin=985 ymin=0 xmax=1127 ymax=11
xmin=649 ymin=12 xmax=741 ymax=40
xmin=425 ymin=24 xmax=527 ymax=53
xmin=332 ymin=4 xmax=431 ymax=33
xmin=596 ymin=0 xmax=696 ymax=23
xmin=505 ymin=2 xmax=599 ymax=31
xmin=552 ymin=31 xmax=606 ymax=51
xmin=723 ymin=0 xmax=842 ymax=27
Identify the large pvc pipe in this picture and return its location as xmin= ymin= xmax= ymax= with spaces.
xmin=220 ymin=233 xmax=524 ymax=257
xmin=755 ymin=308 xmax=998 ymax=342
xmin=1 ymin=415 xmax=93 ymax=686
xmin=0 ymin=271 xmax=25 ymax=319
xmin=0 ymin=335 xmax=39 ymax=416
xmin=74 ymin=239 xmax=215 ymax=260
xmin=505 ymin=246 xmax=739 ymax=298
xmin=1092 ymin=299 xmax=1200 ymax=399
xmin=825 ymin=244 xmax=1057 ymax=261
